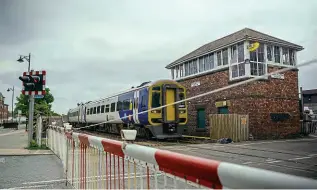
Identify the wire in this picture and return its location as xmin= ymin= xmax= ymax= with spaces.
xmin=74 ymin=58 xmax=317 ymax=130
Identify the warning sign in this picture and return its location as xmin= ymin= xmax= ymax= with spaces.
xmin=241 ymin=117 xmax=247 ymax=125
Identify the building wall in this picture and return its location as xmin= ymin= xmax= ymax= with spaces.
xmin=0 ymin=99 xmax=9 ymax=123
xmin=179 ymin=66 xmax=300 ymax=139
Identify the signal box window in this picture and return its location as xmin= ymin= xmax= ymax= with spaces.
xmin=152 ymin=92 xmax=160 ymax=108
xmin=105 ymin=104 xmax=110 ymax=113
xmin=97 ymin=106 xmax=101 ymax=114
xmin=111 ymin=103 xmax=116 ymax=112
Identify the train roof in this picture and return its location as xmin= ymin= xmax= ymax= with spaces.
xmin=69 ymin=79 xmax=180 ymax=109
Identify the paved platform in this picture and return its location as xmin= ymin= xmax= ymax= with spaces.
xmin=0 ymin=127 xmax=69 ymax=189
xmin=0 ymin=155 xmax=70 ymax=189
xmin=158 ymin=135 xmax=317 ymax=180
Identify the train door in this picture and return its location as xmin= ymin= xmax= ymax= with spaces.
xmin=162 ymin=84 xmax=179 ymax=123
xmin=133 ymin=90 xmax=140 ymax=124
xmin=166 ymin=89 xmax=176 ymax=121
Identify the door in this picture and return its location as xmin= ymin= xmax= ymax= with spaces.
xmin=166 ymin=88 xmax=176 ymax=121
xmin=218 ymin=107 xmax=229 ymax=114
xmin=197 ymin=108 xmax=206 ymax=128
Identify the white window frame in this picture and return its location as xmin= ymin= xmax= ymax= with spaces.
xmin=229 ymin=41 xmax=248 ymax=80
xmin=249 ymin=42 xmax=266 ymax=77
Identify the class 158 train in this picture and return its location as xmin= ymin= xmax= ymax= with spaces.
xmin=67 ymin=79 xmax=188 ymax=139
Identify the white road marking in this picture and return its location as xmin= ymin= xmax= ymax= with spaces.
xmin=267 ymin=160 xmax=282 ymax=164
xmin=242 ymin=161 xmax=253 ymax=164
xmin=8 ymin=184 xmax=51 ymax=189
xmin=289 ymin=156 xmax=312 ymax=161
xmin=0 ymin=130 xmax=24 ymax=137
xmin=234 ymin=137 xmax=317 ymax=147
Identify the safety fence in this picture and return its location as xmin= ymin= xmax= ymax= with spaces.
xmin=46 ymin=125 xmax=317 ymax=189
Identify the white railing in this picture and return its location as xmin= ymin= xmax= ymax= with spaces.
xmin=46 ymin=126 xmax=317 ymax=189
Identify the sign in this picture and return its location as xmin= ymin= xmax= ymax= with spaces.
xmin=241 ymin=117 xmax=247 ymax=125
xmin=191 ymin=81 xmax=200 ymax=87
xmin=247 ymin=42 xmax=260 ymax=52
xmin=271 ymin=73 xmax=284 ymax=79
xmin=34 ymin=95 xmax=44 ymax=99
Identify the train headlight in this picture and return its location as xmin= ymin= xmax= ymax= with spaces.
xmin=179 ymin=110 xmax=186 ymax=114
xmin=151 ymin=110 xmax=161 ymax=113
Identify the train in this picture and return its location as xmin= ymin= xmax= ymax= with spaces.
xmin=67 ymin=79 xmax=188 ymax=139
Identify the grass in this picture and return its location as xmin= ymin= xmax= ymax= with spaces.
xmin=25 ymin=139 xmax=50 ymax=150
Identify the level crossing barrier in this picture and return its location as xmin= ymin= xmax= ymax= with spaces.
xmin=46 ymin=125 xmax=317 ymax=189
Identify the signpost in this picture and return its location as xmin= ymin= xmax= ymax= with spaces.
xmin=18 ymin=70 xmax=46 ymax=146
xmin=34 ymin=95 xmax=44 ymax=99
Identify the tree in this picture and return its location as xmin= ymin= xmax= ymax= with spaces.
xmin=14 ymin=88 xmax=59 ymax=117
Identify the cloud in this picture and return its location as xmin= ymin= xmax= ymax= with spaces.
xmin=0 ymin=0 xmax=316 ymax=114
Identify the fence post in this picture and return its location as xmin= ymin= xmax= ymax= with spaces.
xmin=65 ymin=134 xmax=69 ymax=186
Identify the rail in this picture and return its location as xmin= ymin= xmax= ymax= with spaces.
xmin=46 ymin=126 xmax=317 ymax=189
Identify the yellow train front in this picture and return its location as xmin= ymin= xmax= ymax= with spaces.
xmin=141 ymin=79 xmax=188 ymax=139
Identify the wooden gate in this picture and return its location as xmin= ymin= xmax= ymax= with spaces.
xmin=209 ymin=114 xmax=249 ymax=142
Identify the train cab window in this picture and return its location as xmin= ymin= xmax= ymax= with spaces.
xmin=97 ymin=106 xmax=101 ymax=114
xmin=152 ymin=92 xmax=161 ymax=108
xmin=105 ymin=104 xmax=110 ymax=113
xmin=152 ymin=86 xmax=161 ymax=91
xmin=116 ymin=101 xmax=122 ymax=111
xmin=101 ymin=105 xmax=105 ymax=113
xmin=111 ymin=103 xmax=116 ymax=112
xmin=93 ymin=107 xmax=97 ymax=114
xmin=90 ymin=108 xmax=93 ymax=114
xmin=179 ymin=93 xmax=185 ymax=108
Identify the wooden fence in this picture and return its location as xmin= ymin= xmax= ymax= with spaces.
xmin=209 ymin=114 xmax=249 ymax=142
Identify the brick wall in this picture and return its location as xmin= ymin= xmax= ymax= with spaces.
xmin=0 ymin=100 xmax=9 ymax=122
xmin=179 ymin=66 xmax=300 ymax=139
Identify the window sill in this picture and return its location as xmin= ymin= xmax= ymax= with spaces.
xmin=174 ymin=65 xmax=229 ymax=82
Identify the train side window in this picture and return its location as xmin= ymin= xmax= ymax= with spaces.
xmin=123 ymin=100 xmax=130 ymax=110
xmin=117 ymin=101 xmax=122 ymax=111
xmin=87 ymin=109 xmax=90 ymax=115
xmin=141 ymin=96 xmax=147 ymax=107
xmin=97 ymin=106 xmax=101 ymax=114
xmin=93 ymin=107 xmax=97 ymax=114
xmin=101 ymin=105 xmax=105 ymax=113
xmin=105 ymin=104 xmax=110 ymax=113
xmin=152 ymin=92 xmax=161 ymax=108
xmin=111 ymin=103 xmax=116 ymax=112
xmin=90 ymin=108 xmax=93 ymax=114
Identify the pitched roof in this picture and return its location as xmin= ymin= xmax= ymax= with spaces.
xmin=166 ymin=27 xmax=304 ymax=69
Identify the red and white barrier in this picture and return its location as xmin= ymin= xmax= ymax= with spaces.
xmin=47 ymin=126 xmax=317 ymax=189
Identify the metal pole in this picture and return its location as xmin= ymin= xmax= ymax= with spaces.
xmin=11 ymin=86 xmax=14 ymax=121
xmin=27 ymin=53 xmax=35 ymax=146
xmin=300 ymin=87 xmax=304 ymax=118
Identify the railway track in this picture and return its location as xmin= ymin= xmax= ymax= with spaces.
xmin=72 ymin=128 xmax=212 ymax=147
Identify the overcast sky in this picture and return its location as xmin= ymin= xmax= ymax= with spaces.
xmin=0 ymin=0 xmax=316 ymax=114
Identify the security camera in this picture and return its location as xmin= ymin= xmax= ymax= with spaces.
xmin=121 ymin=130 xmax=137 ymax=141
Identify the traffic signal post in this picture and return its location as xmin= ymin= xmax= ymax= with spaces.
xmin=19 ymin=70 xmax=46 ymax=146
